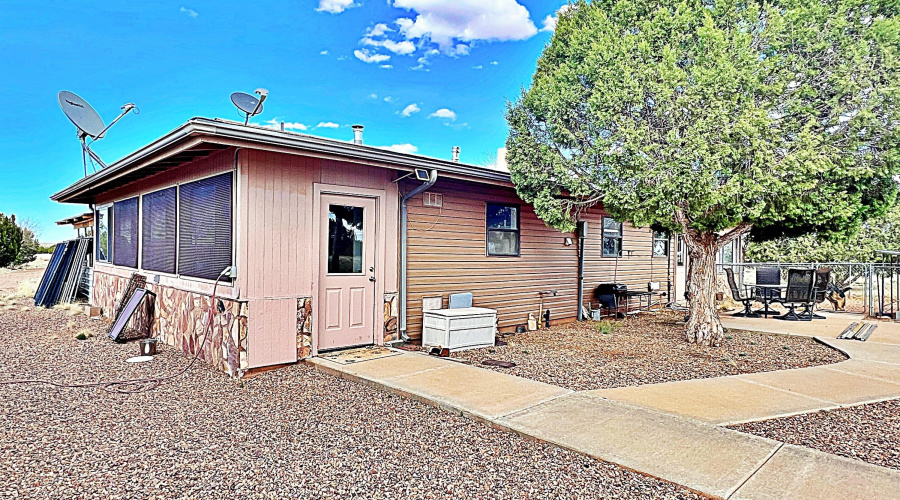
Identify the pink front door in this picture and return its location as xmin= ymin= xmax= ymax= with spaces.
xmin=318 ymin=194 xmax=377 ymax=350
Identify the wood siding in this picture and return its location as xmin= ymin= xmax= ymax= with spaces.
xmin=404 ymin=178 xmax=675 ymax=339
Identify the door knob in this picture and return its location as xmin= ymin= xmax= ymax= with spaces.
xmin=369 ymin=276 xmax=376 ymax=282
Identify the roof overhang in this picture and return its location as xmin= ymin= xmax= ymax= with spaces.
xmin=55 ymin=212 xmax=94 ymax=226
xmin=51 ymin=118 xmax=512 ymax=204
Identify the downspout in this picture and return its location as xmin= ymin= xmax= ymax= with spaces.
xmin=399 ymin=169 xmax=438 ymax=341
xmin=576 ymin=221 xmax=586 ymax=321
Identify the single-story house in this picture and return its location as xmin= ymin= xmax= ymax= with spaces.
xmin=52 ymin=118 xmax=675 ymax=377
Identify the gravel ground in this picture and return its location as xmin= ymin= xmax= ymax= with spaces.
xmin=0 ymin=273 xmax=701 ymax=499
xmin=448 ymin=311 xmax=846 ymax=391
xmin=728 ymin=400 xmax=900 ymax=471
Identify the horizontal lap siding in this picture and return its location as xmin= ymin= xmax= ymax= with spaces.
xmin=405 ymin=178 xmax=579 ymax=339
xmin=404 ymin=179 xmax=675 ymax=339
xmin=582 ymin=213 xmax=674 ymax=302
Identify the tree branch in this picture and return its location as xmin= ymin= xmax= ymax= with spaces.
xmin=718 ymin=222 xmax=752 ymax=246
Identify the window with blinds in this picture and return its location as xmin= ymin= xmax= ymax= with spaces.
xmin=112 ymin=197 xmax=139 ymax=268
xmin=178 ymin=173 xmax=233 ymax=280
xmin=142 ymin=187 xmax=177 ymax=273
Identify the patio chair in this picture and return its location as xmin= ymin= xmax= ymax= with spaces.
xmin=753 ymin=266 xmax=782 ymax=316
xmin=800 ymin=267 xmax=831 ymax=320
xmin=724 ymin=267 xmax=759 ymax=317
xmin=776 ymin=269 xmax=815 ymax=321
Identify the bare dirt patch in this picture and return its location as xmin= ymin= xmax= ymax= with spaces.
xmin=0 ymin=268 xmax=700 ymax=499
xmin=728 ymin=400 xmax=900 ymax=471
xmin=449 ymin=311 xmax=846 ymax=391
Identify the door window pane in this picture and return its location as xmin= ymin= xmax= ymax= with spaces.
xmin=328 ymin=205 xmax=364 ymax=273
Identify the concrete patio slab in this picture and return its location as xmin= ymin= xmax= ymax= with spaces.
xmin=386 ymin=361 xmax=571 ymax=420
xmin=822 ymin=358 xmax=900 ymax=385
xmin=821 ymin=337 xmax=900 ymax=364
xmin=736 ymin=363 xmax=900 ymax=406
xmin=731 ymin=444 xmax=900 ymax=500
xmin=590 ymin=376 xmax=833 ymax=425
xmin=721 ymin=312 xmax=865 ymax=339
xmin=309 ymin=352 xmax=571 ymax=421
xmin=498 ymin=393 xmax=780 ymax=499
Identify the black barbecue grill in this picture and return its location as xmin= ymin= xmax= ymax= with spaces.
xmin=595 ymin=284 xmax=627 ymax=316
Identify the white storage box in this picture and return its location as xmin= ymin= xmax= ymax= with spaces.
xmin=422 ymin=307 xmax=497 ymax=351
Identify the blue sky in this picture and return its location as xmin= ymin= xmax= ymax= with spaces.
xmin=0 ymin=0 xmax=567 ymax=243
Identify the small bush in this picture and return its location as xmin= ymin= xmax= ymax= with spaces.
xmin=594 ymin=320 xmax=619 ymax=335
xmin=74 ymin=332 xmax=88 ymax=340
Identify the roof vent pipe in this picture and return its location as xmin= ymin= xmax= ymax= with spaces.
xmin=451 ymin=146 xmax=460 ymax=162
xmin=352 ymin=125 xmax=364 ymax=145
xmin=399 ymin=169 xmax=438 ymax=342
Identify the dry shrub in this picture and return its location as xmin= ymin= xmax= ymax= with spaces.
xmin=14 ymin=280 xmax=38 ymax=298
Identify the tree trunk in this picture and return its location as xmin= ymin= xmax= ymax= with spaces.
xmin=684 ymin=234 xmax=724 ymax=346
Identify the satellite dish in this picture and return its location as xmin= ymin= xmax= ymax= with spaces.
xmin=231 ymin=88 xmax=268 ymax=125
xmin=57 ymin=90 xmax=138 ymax=177
xmin=58 ymin=91 xmax=106 ymax=139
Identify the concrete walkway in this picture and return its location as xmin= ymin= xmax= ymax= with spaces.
xmin=595 ymin=338 xmax=900 ymax=425
xmin=308 ymin=336 xmax=900 ymax=499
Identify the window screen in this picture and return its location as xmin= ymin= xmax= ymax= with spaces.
xmin=142 ymin=187 xmax=177 ymax=273
xmin=95 ymin=205 xmax=111 ymax=262
xmin=486 ymin=203 xmax=520 ymax=256
xmin=112 ymin=197 xmax=138 ymax=267
xmin=178 ymin=173 xmax=233 ymax=280
xmin=602 ymin=217 xmax=623 ymax=257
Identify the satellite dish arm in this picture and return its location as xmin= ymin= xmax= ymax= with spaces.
xmin=83 ymin=142 xmax=109 ymax=170
xmin=96 ymin=103 xmax=138 ymax=139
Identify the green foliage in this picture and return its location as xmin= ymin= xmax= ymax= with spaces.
xmin=746 ymin=203 xmax=900 ymax=262
xmin=15 ymin=223 xmax=39 ymax=265
xmin=506 ymin=0 xmax=900 ymax=238
xmin=594 ymin=319 xmax=619 ymax=335
xmin=0 ymin=213 xmax=23 ymax=268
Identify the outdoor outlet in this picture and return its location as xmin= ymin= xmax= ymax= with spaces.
xmin=224 ymin=266 xmax=238 ymax=278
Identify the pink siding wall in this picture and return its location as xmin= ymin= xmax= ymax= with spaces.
xmin=239 ymin=150 xmax=400 ymax=367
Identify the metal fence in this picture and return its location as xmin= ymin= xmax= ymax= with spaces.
xmin=717 ymin=262 xmax=900 ymax=318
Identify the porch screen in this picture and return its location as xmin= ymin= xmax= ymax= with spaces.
xmin=178 ymin=173 xmax=233 ymax=280
xmin=142 ymin=187 xmax=177 ymax=273
xmin=112 ymin=197 xmax=139 ymax=268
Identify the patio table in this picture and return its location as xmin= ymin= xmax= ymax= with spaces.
xmin=745 ymin=284 xmax=786 ymax=318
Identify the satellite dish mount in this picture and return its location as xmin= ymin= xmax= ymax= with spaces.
xmin=231 ymin=88 xmax=268 ymax=125
xmin=57 ymin=91 xmax=138 ymax=177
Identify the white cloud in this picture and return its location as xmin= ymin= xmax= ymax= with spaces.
xmin=381 ymin=143 xmax=418 ymax=154
xmin=369 ymin=93 xmax=379 ymax=99
xmin=472 ymin=65 xmax=483 ymax=70
xmin=317 ymin=0 xmax=357 ymax=14
xmin=317 ymin=122 xmax=341 ymax=128
xmin=400 ymin=103 xmax=420 ymax=117
xmin=392 ymin=0 xmax=538 ymax=52
xmin=362 ymin=37 xmax=417 ymax=55
xmin=429 ymin=108 xmax=456 ymax=120
xmin=180 ymin=6 xmax=198 ymax=18
xmin=354 ymin=49 xmax=391 ymax=63
xmin=490 ymin=60 xmax=498 ymax=65
xmin=380 ymin=64 xmax=393 ymax=69
xmin=541 ymin=4 xmax=573 ymax=32
xmin=261 ymin=119 xmax=309 ymax=131
xmin=384 ymin=96 xmax=395 ymax=103
xmin=320 ymin=50 xmax=329 ymax=55
xmin=367 ymin=23 xmax=392 ymax=37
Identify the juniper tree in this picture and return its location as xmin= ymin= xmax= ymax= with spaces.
xmin=506 ymin=0 xmax=899 ymax=345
